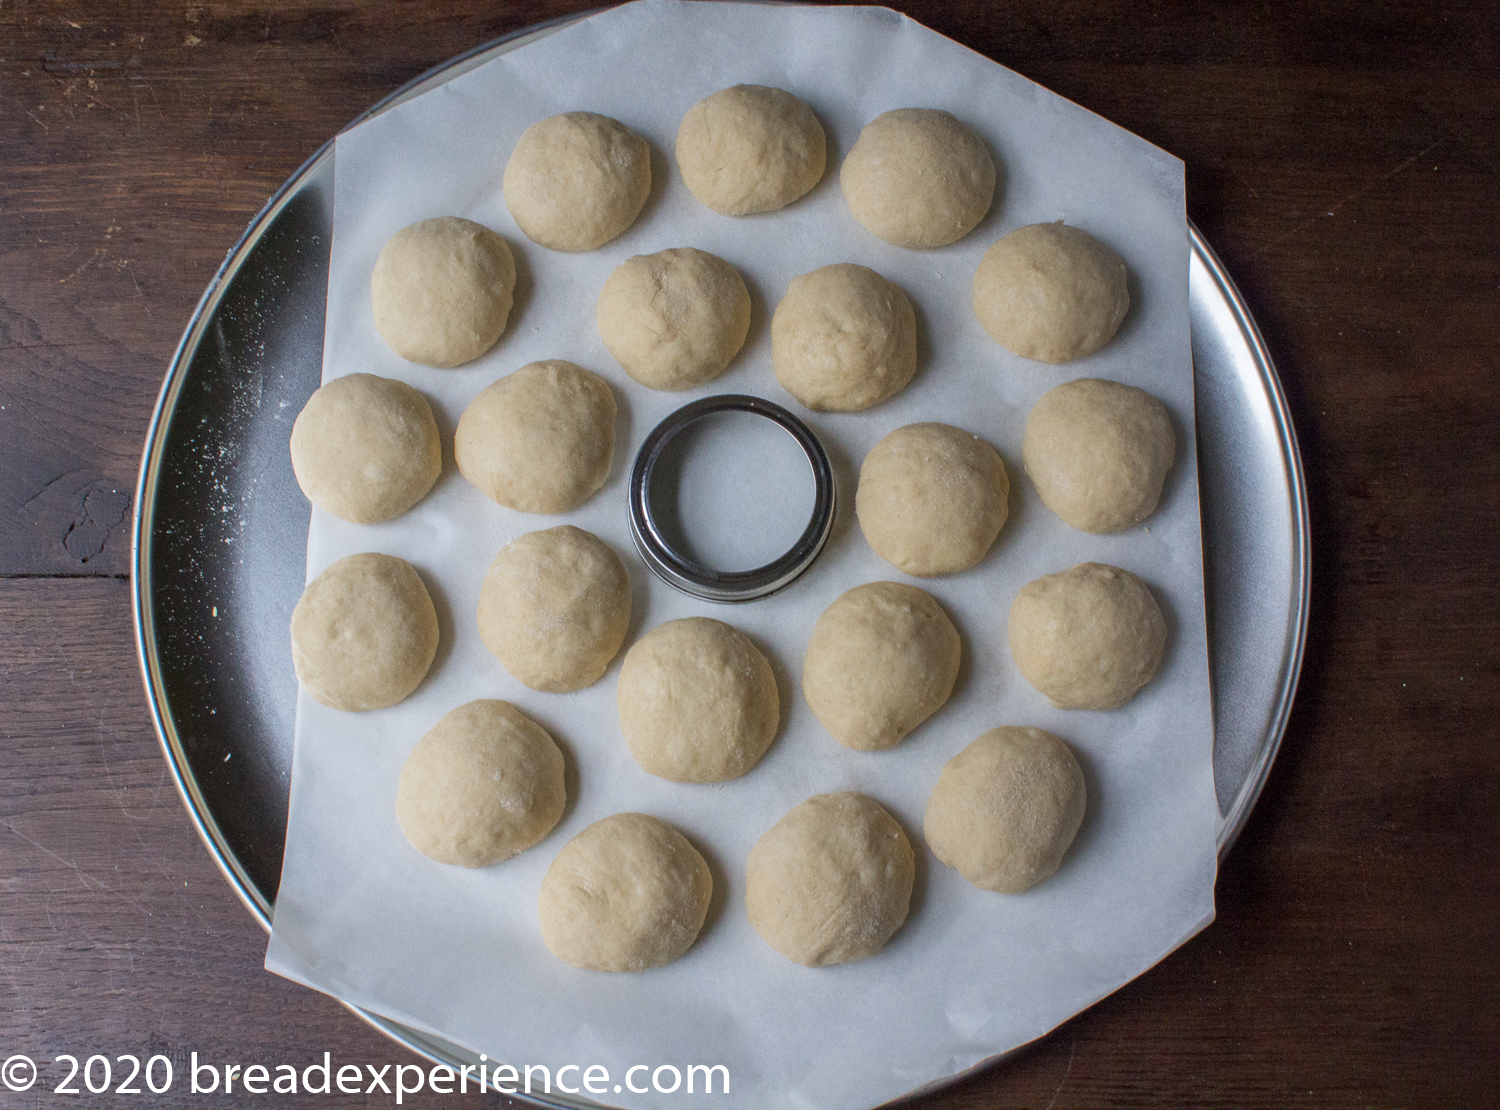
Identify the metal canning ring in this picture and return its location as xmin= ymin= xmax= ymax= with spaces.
xmin=629 ymin=394 xmax=837 ymax=603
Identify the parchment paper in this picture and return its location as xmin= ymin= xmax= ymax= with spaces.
xmin=266 ymin=4 xmax=1218 ymax=1107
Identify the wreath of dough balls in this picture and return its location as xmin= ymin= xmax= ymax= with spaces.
xmin=746 ymin=792 xmax=914 ymax=967
xmin=972 ymin=222 xmax=1129 ymax=364
xmin=538 ymin=813 xmax=713 ymax=972
xmin=1023 ymin=377 xmax=1176 ymax=533
xmin=503 ymin=112 xmax=652 ymax=252
xmin=1008 ymin=562 xmax=1167 ymax=710
xmin=396 ymin=700 xmax=566 ymax=869
xmin=802 ymin=582 xmax=960 ymax=752
xmin=318 ymin=81 xmax=1186 ymax=987
xmin=477 ymin=526 xmax=631 ymax=694
xmin=596 ymin=248 xmax=751 ymax=391
xmin=455 ymin=360 xmax=617 ymax=514
xmin=370 ymin=217 xmax=516 ymax=368
xmin=617 ymin=617 xmax=779 ymax=783
xmin=771 ymin=263 xmax=918 ymax=412
xmin=856 ymin=422 xmax=1010 ymax=576
xmin=290 ymin=373 xmax=441 ymax=524
xmin=840 ymin=109 xmax=997 ymax=249
xmin=924 ymin=726 xmax=1086 ymax=893
xmin=675 ymin=84 xmax=827 ymax=216
xmin=290 ymin=552 xmax=439 ymax=712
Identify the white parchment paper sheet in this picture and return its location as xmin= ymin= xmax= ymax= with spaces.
xmin=266 ymin=4 xmax=1218 ymax=1107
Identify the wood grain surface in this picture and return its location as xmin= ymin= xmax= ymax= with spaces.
xmin=3 ymin=2 xmax=1498 ymax=1107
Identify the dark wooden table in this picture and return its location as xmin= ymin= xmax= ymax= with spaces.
xmin=4 ymin=2 xmax=1497 ymax=1107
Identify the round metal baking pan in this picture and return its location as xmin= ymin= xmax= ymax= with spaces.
xmin=132 ymin=14 xmax=1309 ymax=1098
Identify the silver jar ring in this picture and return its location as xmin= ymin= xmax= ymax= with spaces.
xmin=628 ymin=394 xmax=837 ymax=603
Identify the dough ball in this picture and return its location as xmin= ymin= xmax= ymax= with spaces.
xmin=675 ymin=84 xmax=826 ymax=215
xmin=289 ymin=373 xmax=441 ymax=524
xmin=1023 ymin=377 xmax=1176 ymax=533
xmin=455 ymin=360 xmax=616 ymax=514
xmin=370 ymin=216 xmax=515 ymax=368
xmin=771 ymin=264 xmax=917 ymax=412
xmin=396 ymin=700 xmax=565 ymax=868
xmin=924 ymin=726 xmax=1086 ymax=893
xmin=539 ymin=813 xmax=712 ymax=972
xmin=746 ymin=793 xmax=914 ymax=967
xmin=802 ymin=582 xmax=960 ymax=752
xmin=856 ymin=423 xmax=1010 ymax=576
xmin=1008 ymin=562 xmax=1167 ymax=710
xmin=477 ymin=526 xmax=631 ymax=693
xmin=596 ymin=248 xmax=751 ymax=390
xmin=290 ymin=552 xmax=439 ymax=712
xmin=840 ymin=109 xmax=996 ymax=248
xmin=617 ymin=617 xmax=778 ymax=783
xmin=972 ymin=223 xmax=1129 ymax=364
xmin=502 ymin=112 xmax=651 ymax=252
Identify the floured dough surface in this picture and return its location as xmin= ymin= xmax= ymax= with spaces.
xmin=802 ymin=582 xmax=960 ymax=752
xmin=856 ymin=422 xmax=1010 ymax=576
xmin=771 ymin=263 xmax=917 ymax=412
xmin=370 ymin=216 xmax=515 ymax=368
xmin=1023 ymin=377 xmax=1176 ymax=533
xmin=290 ymin=552 xmax=439 ymax=712
xmin=477 ymin=526 xmax=631 ymax=693
xmin=618 ymin=617 xmax=779 ymax=783
xmin=503 ymin=112 xmax=651 ymax=252
xmin=840 ymin=109 xmax=996 ymax=248
xmin=746 ymin=792 xmax=914 ymax=967
xmin=396 ymin=700 xmax=565 ymax=868
xmin=290 ymin=373 xmax=441 ymax=524
xmin=538 ymin=813 xmax=712 ymax=972
xmin=675 ymin=84 xmax=826 ymax=215
xmin=596 ymin=248 xmax=751 ymax=390
xmin=924 ymin=726 xmax=1086 ymax=893
xmin=455 ymin=360 xmax=616 ymax=514
xmin=1008 ymin=562 xmax=1167 ymax=710
xmin=973 ymin=222 xmax=1129 ymax=364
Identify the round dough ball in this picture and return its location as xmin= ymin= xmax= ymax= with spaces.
xmin=370 ymin=217 xmax=515 ymax=368
xmin=289 ymin=373 xmax=441 ymax=524
xmin=924 ymin=726 xmax=1086 ymax=893
xmin=539 ymin=813 xmax=712 ymax=972
xmin=771 ymin=264 xmax=917 ymax=412
xmin=840 ymin=109 xmax=996 ymax=248
xmin=802 ymin=582 xmax=960 ymax=752
xmin=290 ymin=552 xmax=439 ymax=712
xmin=856 ymin=423 xmax=1010 ymax=576
xmin=1008 ymin=562 xmax=1167 ymax=710
xmin=477 ymin=526 xmax=631 ymax=693
xmin=396 ymin=700 xmax=565 ymax=868
xmin=675 ymin=84 xmax=826 ymax=215
xmin=746 ymin=793 xmax=914 ymax=967
xmin=1023 ymin=377 xmax=1176 ymax=533
xmin=596 ymin=248 xmax=751 ymax=390
xmin=455 ymin=360 xmax=616 ymax=514
xmin=972 ymin=223 xmax=1130 ymax=364
xmin=617 ymin=617 xmax=779 ymax=783
xmin=502 ymin=112 xmax=651 ymax=252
